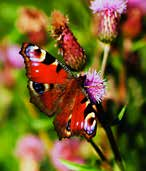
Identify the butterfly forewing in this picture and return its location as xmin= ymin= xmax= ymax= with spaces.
xmin=20 ymin=43 xmax=69 ymax=84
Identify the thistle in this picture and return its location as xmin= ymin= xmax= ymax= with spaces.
xmin=90 ymin=0 xmax=128 ymax=43
xmin=51 ymin=10 xmax=86 ymax=71
xmin=84 ymin=69 xmax=106 ymax=103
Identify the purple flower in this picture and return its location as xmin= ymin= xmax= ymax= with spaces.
xmin=50 ymin=138 xmax=84 ymax=171
xmin=15 ymin=134 xmax=45 ymax=161
xmin=0 ymin=44 xmax=24 ymax=68
xmin=90 ymin=0 xmax=127 ymax=43
xmin=90 ymin=0 xmax=127 ymax=15
xmin=7 ymin=45 xmax=24 ymax=68
xmin=84 ymin=70 xmax=106 ymax=103
xmin=128 ymin=0 xmax=146 ymax=14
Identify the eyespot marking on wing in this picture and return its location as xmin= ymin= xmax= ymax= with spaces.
xmin=25 ymin=45 xmax=46 ymax=62
xmin=29 ymin=81 xmax=50 ymax=96
xmin=84 ymin=112 xmax=97 ymax=135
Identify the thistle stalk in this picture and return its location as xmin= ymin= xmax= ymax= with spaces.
xmin=96 ymin=103 xmax=125 ymax=171
xmin=89 ymin=139 xmax=108 ymax=162
xmin=101 ymin=44 xmax=110 ymax=78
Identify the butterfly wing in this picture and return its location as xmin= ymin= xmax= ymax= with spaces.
xmin=53 ymin=79 xmax=97 ymax=140
xmin=20 ymin=43 xmax=69 ymax=84
xmin=20 ymin=43 xmax=70 ymax=115
xmin=28 ymin=81 xmax=66 ymax=115
xmin=70 ymin=90 xmax=97 ymax=140
xmin=20 ymin=43 xmax=97 ymax=140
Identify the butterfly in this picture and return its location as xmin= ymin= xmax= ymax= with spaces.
xmin=20 ymin=43 xmax=98 ymax=140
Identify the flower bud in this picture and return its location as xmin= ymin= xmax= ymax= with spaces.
xmin=51 ymin=10 xmax=86 ymax=71
xmin=97 ymin=10 xmax=120 ymax=43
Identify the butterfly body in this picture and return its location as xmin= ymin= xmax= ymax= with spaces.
xmin=20 ymin=43 xmax=97 ymax=140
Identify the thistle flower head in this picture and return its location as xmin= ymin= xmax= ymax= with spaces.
xmin=17 ymin=7 xmax=48 ymax=33
xmin=50 ymin=138 xmax=84 ymax=171
xmin=15 ymin=135 xmax=45 ymax=162
xmin=0 ymin=44 xmax=24 ymax=69
xmin=128 ymin=0 xmax=146 ymax=14
xmin=90 ymin=0 xmax=127 ymax=43
xmin=51 ymin=10 xmax=86 ymax=71
xmin=90 ymin=0 xmax=127 ymax=15
xmin=17 ymin=7 xmax=48 ymax=45
xmin=84 ymin=69 xmax=106 ymax=103
xmin=51 ymin=10 xmax=69 ymax=31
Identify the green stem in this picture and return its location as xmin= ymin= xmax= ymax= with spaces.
xmin=89 ymin=139 xmax=108 ymax=162
xmin=96 ymin=103 xmax=125 ymax=171
xmin=101 ymin=44 xmax=110 ymax=78
xmin=104 ymin=126 xmax=125 ymax=171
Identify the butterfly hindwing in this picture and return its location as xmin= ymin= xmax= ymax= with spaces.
xmin=28 ymin=81 xmax=66 ymax=115
xmin=70 ymin=88 xmax=97 ymax=140
xmin=53 ymin=79 xmax=97 ymax=140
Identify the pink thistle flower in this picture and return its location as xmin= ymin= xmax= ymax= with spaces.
xmin=122 ymin=7 xmax=142 ymax=38
xmin=90 ymin=0 xmax=127 ymax=43
xmin=7 ymin=45 xmax=24 ymax=68
xmin=84 ymin=69 xmax=106 ymax=103
xmin=50 ymin=138 xmax=84 ymax=171
xmin=90 ymin=0 xmax=127 ymax=15
xmin=0 ymin=44 xmax=24 ymax=69
xmin=17 ymin=7 xmax=48 ymax=33
xmin=17 ymin=7 xmax=48 ymax=45
xmin=128 ymin=0 xmax=146 ymax=14
xmin=15 ymin=135 xmax=45 ymax=162
xmin=122 ymin=0 xmax=146 ymax=38
xmin=0 ymin=44 xmax=24 ymax=87
xmin=51 ymin=10 xmax=86 ymax=71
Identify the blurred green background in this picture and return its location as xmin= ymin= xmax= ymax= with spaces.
xmin=0 ymin=0 xmax=146 ymax=171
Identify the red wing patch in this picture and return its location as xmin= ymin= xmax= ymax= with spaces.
xmin=28 ymin=61 xmax=68 ymax=84
xmin=20 ymin=43 xmax=69 ymax=84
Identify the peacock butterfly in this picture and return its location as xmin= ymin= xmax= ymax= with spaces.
xmin=20 ymin=43 xmax=98 ymax=140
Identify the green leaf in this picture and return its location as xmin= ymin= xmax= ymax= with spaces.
xmin=60 ymin=159 xmax=102 ymax=171
xmin=118 ymin=105 xmax=126 ymax=121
